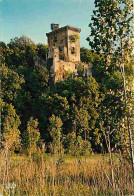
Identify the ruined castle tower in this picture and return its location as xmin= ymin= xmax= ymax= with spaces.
xmin=46 ymin=24 xmax=92 ymax=82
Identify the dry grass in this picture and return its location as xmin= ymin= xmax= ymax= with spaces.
xmin=0 ymin=153 xmax=134 ymax=196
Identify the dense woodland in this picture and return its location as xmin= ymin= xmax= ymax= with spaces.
xmin=0 ymin=38 xmax=101 ymax=153
xmin=1 ymin=39 xmax=133 ymax=154
xmin=0 ymin=0 xmax=133 ymax=195
xmin=0 ymin=37 xmax=131 ymax=154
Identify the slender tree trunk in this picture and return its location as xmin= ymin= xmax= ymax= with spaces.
xmin=84 ymin=128 xmax=87 ymax=163
xmin=127 ymin=116 xmax=134 ymax=174
xmin=59 ymin=136 xmax=60 ymax=155
xmin=84 ymin=129 xmax=86 ymax=142
xmin=121 ymin=63 xmax=134 ymax=175
xmin=101 ymin=123 xmax=115 ymax=189
xmin=107 ymin=132 xmax=115 ymax=189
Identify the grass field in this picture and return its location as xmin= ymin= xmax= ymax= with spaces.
xmin=0 ymin=153 xmax=134 ymax=196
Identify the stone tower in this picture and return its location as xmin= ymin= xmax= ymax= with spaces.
xmin=46 ymin=24 xmax=92 ymax=82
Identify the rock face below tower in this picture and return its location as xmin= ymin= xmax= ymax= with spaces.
xmin=46 ymin=24 xmax=92 ymax=82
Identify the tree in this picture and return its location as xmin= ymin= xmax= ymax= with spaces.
xmin=37 ymin=43 xmax=48 ymax=63
xmin=80 ymin=47 xmax=95 ymax=64
xmin=7 ymin=36 xmax=38 ymax=67
xmin=87 ymin=0 xmax=133 ymax=172
xmin=48 ymin=77 xmax=100 ymax=150
xmin=5 ymin=37 xmax=48 ymax=69
xmin=1 ymin=37 xmax=50 ymax=138
xmin=48 ymin=115 xmax=63 ymax=155
xmin=77 ymin=63 xmax=84 ymax=77
xmin=23 ymin=117 xmax=40 ymax=157
xmin=64 ymin=131 xmax=92 ymax=157
xmin=1 ymin=101 xmax=21 ymax=186
xmin=1 ymin=64 xmax=24 ymax=104
xmin=75 ymin=104 xmax=90 ymax=141
xmin=115 ymin=0 xmax=134 ymax=174
xmin=1 ymin=101 xmax=21 ymax=153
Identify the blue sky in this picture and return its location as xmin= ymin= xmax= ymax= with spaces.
xmin=0 ymin=0 xmax=95 ymax=48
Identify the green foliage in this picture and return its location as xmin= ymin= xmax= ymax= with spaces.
xmin=6 ymin=36 xmax=38 ymax=67
xmin=1 ymin=101 xmax=21 ymax=152
xmin=80 ymin=47 xmax=95 ymax=64
xmin=80 ymin=47 xmax=105 ymax=83
xmin=23 ymin=117 xmax=40 ymax=155
xmin=2 ymin=36 xmax=100 ymax=153
xmin=48 ymin=114 xmax=63 ymax=154
xmin=46 ymin=77 xmax=100 ymax=148
xmin=37 ymin=43 xmax=48 ymax=62
xmin=1 ymin=64 xmax=24 ymax=104
xmin=77 ymin=63 xmax=84 ymax=77
xmin=64 ymin=132 xmax=91 ymax=157
xmin=64 ymin=131 xmax=76 ymax=155
xmin=87 ymin=0 xmax=133 ymax=154
xmin=76 ymin=105 xmax=90 ymax=132
xmin=3 ymin=36 xmax=48 ymax=69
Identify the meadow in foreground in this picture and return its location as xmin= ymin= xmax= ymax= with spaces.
xmin=0 ymin=153 xmax=133 ymax=196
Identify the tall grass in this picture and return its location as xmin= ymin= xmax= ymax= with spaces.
xmin=0 ymin=153 xmax=134 ymax=196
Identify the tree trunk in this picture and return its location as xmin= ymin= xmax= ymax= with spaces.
xmin=121 ymin=63 xmax=134 ymax=175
